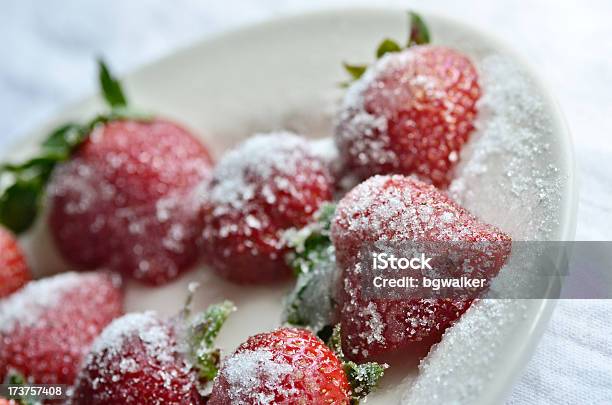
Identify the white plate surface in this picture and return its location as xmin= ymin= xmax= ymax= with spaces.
xmin=5 ymin=8 xmax=577 ymax=404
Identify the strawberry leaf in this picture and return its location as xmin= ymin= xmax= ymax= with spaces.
xmin=187 ymin=300 xmax=236 ymax=381
xmin=0 ymin=99 xmax=152 ymax=235
xmin=0 ymin=178 xmax=43 ymax=234
xmin=327 ymin=325 xmax=387 ymax=403
xmin=376 ymin=38 xmax=401 ymax=58
xmin=0 ymin=122 xmax=86 ymax=234
xmin=42 ymin=123 xmax=86 ymax=153
xmin=2 ymin=154 xmax=65 ymax=177
xmin=98 ymin=59 xmax=128 ymax=108
xmin=408 ymin=11 xmax=431 ymax=46
xmin=0 ymin=121 xmax=87 ymax=234
xmin=342 ymin=10 xmax=431 ymax=85
xmin=327 ymin=324 xmax=343 ymax=355
xmin=344 ymin=361 xmax=387 ymax=403
xmin=0 ymin=58 xmax=153 ymax=235
xmin=343 ymin=63 xmax=367 ymax=81
xmin=4 ymin=371 xmax=37 ymax=405
xmin=283 ymin=204 xmax=338 ymax=332
xmin=191 ymin=300 xmax=235 ymax=348
xmin=285 ymin=202 xmax=335 ymax=276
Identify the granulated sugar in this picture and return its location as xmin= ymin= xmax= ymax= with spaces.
xmin=399 ymin=53 xmax=565 ymax=404
xmin=0 ymin=271 xmax=85 ymax=333
xmin=70 ymin=311 xmax=201 ymax=403
xmin=220 ymin=349 xmax=294 ymax=404
xmin=449 ymin=54 xmax=564 ymax=239
xmin=202 ymin=131 xmax=334 ymax=277
xmin=0 ymin=271 xmax=123 ymax=385
xmin=207 ymin=132 xmax=312 ymax=210
xmin=87 ymin=312 xmax=173 ymax=364
xmin=402 ymin=299 xmax=529 ymax=404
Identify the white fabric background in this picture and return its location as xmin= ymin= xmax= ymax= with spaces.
xmin=1 ymin=1 xmax=610 ymax=403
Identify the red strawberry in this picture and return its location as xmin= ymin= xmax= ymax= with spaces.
xmin=71 ymin=301 xmax=234 ymax=405
xmin=331 ymin=175 xmax=511 ymax=361
xmin=202 ymin=132 xmax=333 ymax=284
xmin=0 ymin=227 xmax=30 ymax=297
xmin=0 ymin=271 xmax=123 ymax=385
xmin=48 ymin=118 xmax=213 ymax=285
xmin=0 ymin=61 xmax=213 ymax=285
xmin=336 ymin=14 xmax=480 ymax=189
xmin=209 ymin=327 xmax=351 ymax=404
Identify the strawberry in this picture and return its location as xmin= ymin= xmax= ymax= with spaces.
xmin=330 ymin=175 xmax=511 ymax=361
xmin=0 ymin=271 xmax=123 ymax=385
xmin=70 ymin=299 xmax=234 ymax=405
xmin=0 ymin=227 xmax=30 ymax=297
xmin=209 ymin=327 xmax=355 ymax=404
xmin=336 ymin=12 xmax=480 ymax=188
xmin=48 ymin=117 xmax=212 ymax=285
xmin=0 ymin=61 xmax=213 ymax=285
xmin=202 ymin=132 xmax=333 ymax=284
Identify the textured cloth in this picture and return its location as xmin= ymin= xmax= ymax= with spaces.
xmin=0 ymin=1 xmax=611 ymax=403
xmin=507 ymin=300 xmax=612 ymax=404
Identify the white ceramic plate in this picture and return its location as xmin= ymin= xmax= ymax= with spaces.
xmin=6 ymin=7 xmax=577 ymax=404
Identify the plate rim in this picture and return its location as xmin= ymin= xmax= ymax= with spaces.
xmin=3 ymin=7 xmax=578 ymax=404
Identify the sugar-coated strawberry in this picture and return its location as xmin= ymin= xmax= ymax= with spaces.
xmin=71 ymin=313 xmax=201 ymax=405
xmin=0 ymin=61 xmax=213 ymax=285
xmin=48 ymin=118 xmax=213 ymax=285
xmin=209 ymin=327 xmax=351 ymax=404
xmin=0 ymin=272 xmax=123 ymax=385
xmin=0 ymin=227 xmax=30 ymax=297
xmin=331 ymin=175 xmax=511 ymax=361
xmin=70 ymin=301 xmax=234 ymax=405
xmin=336 ymin=14 xmax=480 ymax=188
xmin=202 ymin=132 xmax=333 ymax=284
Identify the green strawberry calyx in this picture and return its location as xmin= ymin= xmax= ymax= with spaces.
xmin=328 ymin=325 xmax=388 ymax=404
xmin=0 ymin=60 xmax=151 ymax=235
xmin=342 ymin=11 xmax=431 ymax=84
xmin=180 ymin=283 xmax=236 ymax=385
